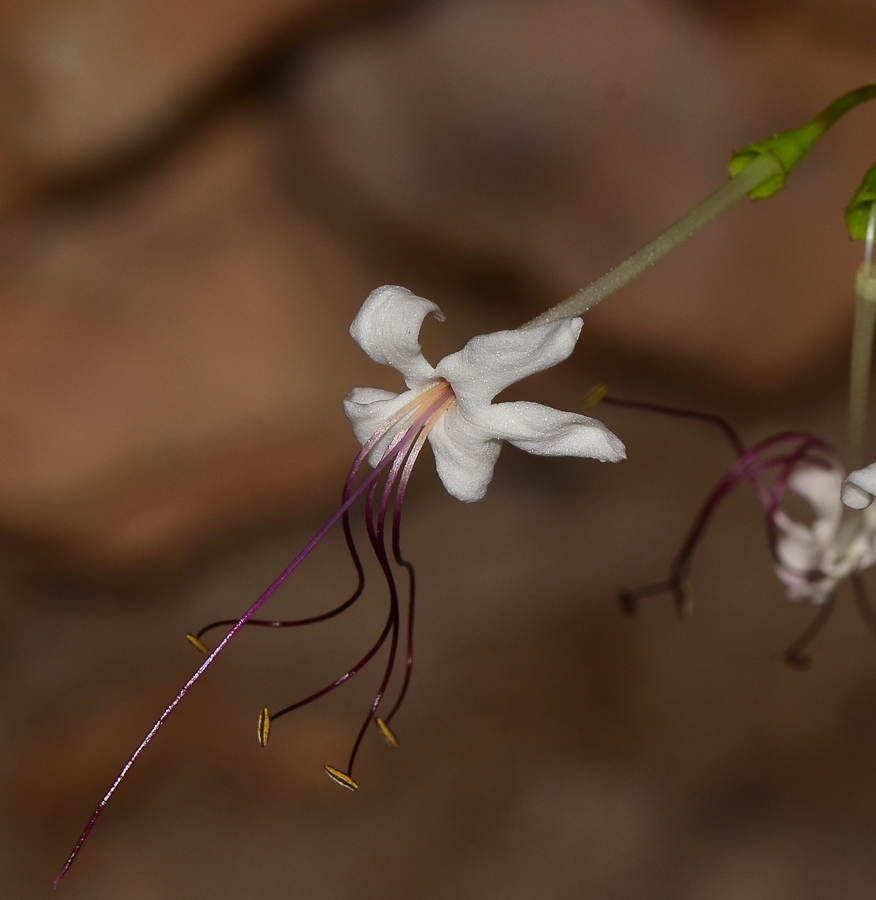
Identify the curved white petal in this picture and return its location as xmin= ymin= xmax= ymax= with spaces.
xmin=435 ymin=318 xmax=583 ymax=413
xmin=343 ymin=386 xmax=417 ymax=465
xmin=774 ymin=533 xmax=836 ymax=604
xmin=345 ymin=288 xmax=626 ymax=503
xmin=775 ymin=525 xmax=821 ymax=575
xmin=787 ymin=467 xmax=843 ymax=526
xmin=773 ymin=464 xmax=876 ymax=603
xmin=427 ymin=405 xmax=501 ymax=502
xmin=349 ymin=286 xmax=443 ymax=389
xmin=842 ymin=461 xmax=876 ymax=509
xmin=475 ymin=401 xmax=626 ymax=461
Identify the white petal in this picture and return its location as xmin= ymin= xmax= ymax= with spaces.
xmin=787 ymin=467 xmax=844 ymax=525
xmin=427 ymin=404 xmax=501 ymax=502
xmin=774 ymin=530 xmax=836 ymax=604
xmin=435 ymin=318 xmax=583 ymax=413
xmin=842 ymin=462 xmax=876 ymax=509
xmin=775 ymin=525 xmax=821 ymax=574
xmin=343 ymin=386 xmax=417 ymax=464
xmin=349 ymin=286 xmax=443 ymax=389
xmin=476 ymin=401 xmax=626 ymax=461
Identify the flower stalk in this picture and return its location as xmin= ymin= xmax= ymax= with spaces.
xmin=529 ymin=82 xmax=876 ymax=329
xmin=525 ymin=153 xmax=780 ymax=327
xmin=847 ymin=203 xmax=876 ymax=472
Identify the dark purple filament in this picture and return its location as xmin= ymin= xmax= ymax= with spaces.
xmin=603 ymin=392 xmax=842 ymax=615
xmin=55 ymin=384 xmax=454 ymax=888
xmin=604 ymin=392 xmax=876 ymax=666
xmin=600 ymin=395 xmax=746 ymax=458
xmin=265 ymin=399 xmax=441 ymax=780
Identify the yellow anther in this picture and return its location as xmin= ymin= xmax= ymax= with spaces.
xmin=324 ymin=765 xmax=359 ymax=791
xmin=186 ymin=634 xmax=210 ymax=654
xmin=375 ymin=717 xmax=400 ymax=748
xmin=583 ymin=383 xmax=608 ymax=407
xmin=257 ymin=709 xmax=270 ymax=747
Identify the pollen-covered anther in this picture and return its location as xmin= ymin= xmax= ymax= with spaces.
xmin=583 ymin=383 xmax=609 ymax=407
xmin=375 ymin=717 xmax=400 ymax=748
xmin=186 ymin=634 xmax=210 ymax=654
xmin=324 ymin=765 xmax=359 ymax=791
xmin=258 ymin=708 xmax=270 ymax=747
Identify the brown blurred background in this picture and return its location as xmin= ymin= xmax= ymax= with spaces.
xmin=2 ymin=0 xmax=876 ymax=897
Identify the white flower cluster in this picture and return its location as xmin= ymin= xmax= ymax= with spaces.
xmin=775 ymin=465 xmax=876 ymax=604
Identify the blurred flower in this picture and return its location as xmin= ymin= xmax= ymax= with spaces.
xmin=775 ymin=465 xmax=876 ymax=604
xmin=601 ymin=392 xmax=876 ymax=664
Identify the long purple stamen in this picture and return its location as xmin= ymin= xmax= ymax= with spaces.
xmin=327 ymin=392 xmax=453 ymax=775
xmin=339 ymin=431 xmax=408 ymax=775
xmin=600 ymin=395 xmax=746 ymax=457
xmin=188 ymin=401 xmax=423 ymax=645
xmin=190 ymin=509 xmax=366 ymax=641
xmin=620 ymin=446 xmax=824 ymax=614
xmin=269 ymin=605 xmax=397 ymax=721
xmin=608 ymin=391 xmax=873 ymax=668
xmin=249 ymin=388 xmax=453 ymax=782
xmin=600 ymin=395 xmax=840 ymax=615
xmin=382 ymin=427 xmax=434 ymax=726
xmin=616 ymin=412 xmax=842 ymax=616
xmin=55 ymin=385 xmax=454 ymax=888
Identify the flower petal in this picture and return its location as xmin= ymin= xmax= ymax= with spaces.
xmin=475 ymin=401 xmax=626 ymax=461
xmin=788 ymin=467 xmax=844 ymax=525
xmin=427 ymin=405 xmax=501 ymax=503
xmin=842 ymin=462 xmax=876 ymax=509
xmin=343 ymin=386 xmax=417 ymax=464
xmin=350 ymin=286 xmax=443 ymax=389
xmin=435 ymin=318 xmax=583 ymax=412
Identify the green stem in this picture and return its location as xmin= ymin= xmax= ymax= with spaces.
xmin=817 ymin=82 xmax=876 ymax=129
xmin=524 ymin=153 xmax=780 ymax=328
xmin=729 ymin=82 xmax=876 ymax=200
xmin=526 ymin=82 xmax=876 ymax=329
xmin=847 ymin=204 xmax=876 ymax=471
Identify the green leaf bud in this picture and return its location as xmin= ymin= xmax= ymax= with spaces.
xmin=846 ymin=161 xmax=876 ymax=241
xmin=729 ymin=82 xmax=876 ymax=200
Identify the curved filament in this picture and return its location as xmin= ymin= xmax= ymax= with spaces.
xmin=621 ymin=433 xmax=840 ymax=615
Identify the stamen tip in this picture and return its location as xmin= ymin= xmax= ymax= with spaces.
xmin=375 ymin=717 xmax=400 ymax=748
xmin=324 ymin=765 xmax=359 ymax=791
xmin=258 ymin=708 xmax=271 ymax=746
xmin=584 ymin=383 xmax=609 ymax=407
xmin=186 ymin=633 xmax=210 ymax=654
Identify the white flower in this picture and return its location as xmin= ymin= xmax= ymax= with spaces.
xmin=774 ymin=466 xmax=876 ymax=603
xmin=841 ymin=461 xmax=876 ymax=510
xmin=343 ymin=285 xmax=625 ymax=502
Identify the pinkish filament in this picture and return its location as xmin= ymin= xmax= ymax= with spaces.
xmin=55 ymin=386 xmax=454 ymax=888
